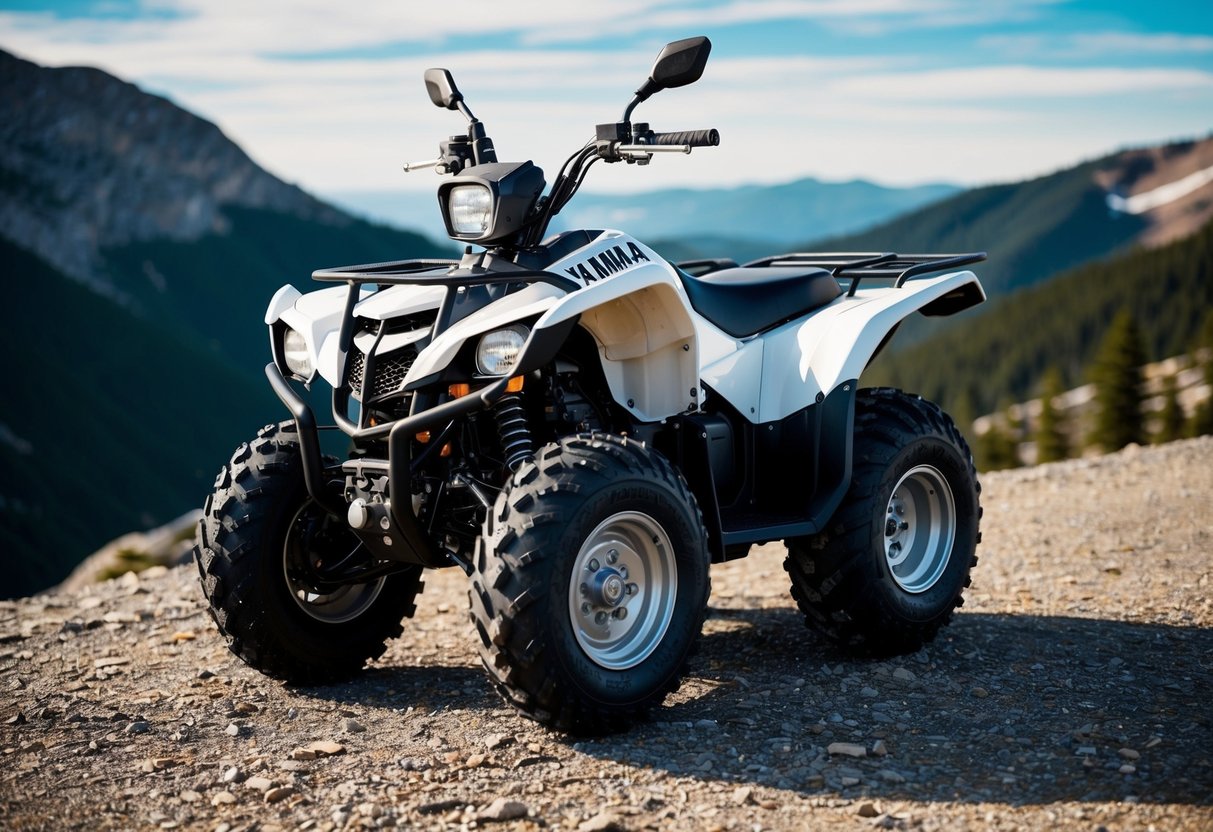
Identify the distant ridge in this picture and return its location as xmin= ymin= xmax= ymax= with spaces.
xmin=809 ymin=136 xmax=1213 ymax=299
xmin=330 ymin=176 xmax=959 ymax=257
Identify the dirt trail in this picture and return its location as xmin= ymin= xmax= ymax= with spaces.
xmin=2 ymin=437 xmax=1211 ymax=831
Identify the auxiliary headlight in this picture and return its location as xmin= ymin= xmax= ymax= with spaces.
xmin=475 ymin=325 xmax=529 ymax=376
xmin=282 ymin=327 xmax=314 ymax=380
xmin=448 ymin=185 xmax=492 ymax=235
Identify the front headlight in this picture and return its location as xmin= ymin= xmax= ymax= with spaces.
xmin=449 ymin=185 xmax=492 ymax=235
xmin=475 ymin=325 xmax=529 ymax=376
xmin=283 ymin=327 xmax=314 ymax=380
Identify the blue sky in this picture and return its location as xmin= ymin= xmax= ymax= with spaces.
xmin=2 ymin=1 xmax=1211 ymax=200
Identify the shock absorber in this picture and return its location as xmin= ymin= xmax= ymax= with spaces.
xmin=494 ymin=392 xmax=534 ymax=470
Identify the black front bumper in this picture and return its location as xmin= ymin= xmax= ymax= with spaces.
xmin=265 ymin=362 xmax=526 ymax=569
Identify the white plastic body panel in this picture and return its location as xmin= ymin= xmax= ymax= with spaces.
xmin=404 ymin=282 xmax=566 ymax=384
xmin=268 ymin=283 xmax=370 ymax=386
xmin=264 ymin=237 xmax=984 ymax=426
xmin=354 ymin=284 xmax=445 ymax=321
xmin=753 ymin=270 xmax=982 ymax=422
xmin=539 ymin=233 xmax=699 ymax=421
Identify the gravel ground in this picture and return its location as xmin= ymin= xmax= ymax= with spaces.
xmin=2 ymin=437 xmax=1211 ymax=831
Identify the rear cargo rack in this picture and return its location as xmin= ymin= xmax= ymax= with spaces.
xmin=742 ymin=251 xmax=987 ymax=296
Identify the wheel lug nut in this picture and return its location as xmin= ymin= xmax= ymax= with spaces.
xmin=587 ymin=558 xmax=600 ymax=572
xmin=580 ymin=583 xmax=589 ymax=595
xmin=581 ymin=602 xmax=591 ymax=615
xmin=626 ymin=583 xmax=638 ymax=596
xmin=607 ymin=549 xmax=618 ymax=564
xmin=619 ymin=566 xmax=628 ymax=579
xmin=899 ymin=521 xmax=909 ymax=531
xmin=594 ymin=611 xmax=609 ymax=625
xmin=613 ymin=607 xmax=628 ymax=620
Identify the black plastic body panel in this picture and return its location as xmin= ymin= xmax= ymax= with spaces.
xmin=664 ymin=382 xmax=857 ymax=561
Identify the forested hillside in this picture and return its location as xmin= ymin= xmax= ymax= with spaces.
xmin=0 ymin=237 xmax=278 ymax=595
xmin=0 ymin=52 xmax=449 ymax=597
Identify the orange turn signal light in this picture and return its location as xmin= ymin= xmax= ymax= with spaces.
xmin=506 ymin=376 xmax=525 ymax=393
xmin=448 ymin=383 xmax=472 ymax=398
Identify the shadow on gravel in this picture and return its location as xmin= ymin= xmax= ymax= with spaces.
xmin=289 ymin=663 xmax=497 ymax=716
xmin=287 ymin=607 xmax=1212 ymax=807
xmin=573 ymin=608 xmax=1213 ymax=806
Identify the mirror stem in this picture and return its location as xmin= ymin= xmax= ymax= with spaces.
xmin=621 ymin=94 xmax=643 ymax=124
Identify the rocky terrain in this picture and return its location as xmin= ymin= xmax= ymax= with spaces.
xmin=2 ymin=437 xmax=1211 ymax=831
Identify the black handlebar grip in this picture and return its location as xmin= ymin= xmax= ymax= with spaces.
xmin=648 ymin=129 xmax=720 ymax=147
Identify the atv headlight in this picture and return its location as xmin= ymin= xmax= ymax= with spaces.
xmin=448 ymin=185 xmax=492 ymax=235
xmin=437 ymin=161 xmax=545 ymax=244
xmin=283 ymin=327 xmax=314 ymax=380
xmin=475 ymin=325 xmax=529 ymax=376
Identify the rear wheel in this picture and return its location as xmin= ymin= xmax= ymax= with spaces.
xmin=193 ymin=421 xmax=423 ymax=683
xmin=784 ymin=388 xmax=981 ymax=656
xmin=468 ymin=433 xmax=710 ymax=734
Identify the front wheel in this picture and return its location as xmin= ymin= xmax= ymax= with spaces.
xmin=468 ymin=433 xmax=710 ymax=735
xmin=193 ymin=421 xmax=423 ymax=683
xmin=784 ymin=388 xmax=981 ymax=656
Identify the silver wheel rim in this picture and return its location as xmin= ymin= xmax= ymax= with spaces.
xmin=282 ymin=502 xmax=386 ymax=624
xmin=568 ymin=511 xmax=678 ymax=670
xmin=884 ymin=465 xmax=956 ymax=594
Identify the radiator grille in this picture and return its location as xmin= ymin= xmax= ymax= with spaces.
xmin=348 ymin=347 xmax=417 ymax=401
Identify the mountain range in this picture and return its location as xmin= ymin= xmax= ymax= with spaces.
xmin=0 ymin=48 xmax=449 ymax=597
xmin=2 ymin=46 xmax=1210 ymax=597
xmin=812 ymin=135 xmax=1213 ymax=300
xmin=331 ymin=177 xmax=959 ymax=262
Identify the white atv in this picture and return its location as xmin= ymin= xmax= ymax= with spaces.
xmin=194 ymin=37 xmax=985 ymax=734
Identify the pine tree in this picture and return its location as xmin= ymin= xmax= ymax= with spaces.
xmin=1035 ymin=367 xmax=1068 ymax=463
xmin=1154 ymin=374 xmax=1184 ymax=444
xmin=1088 ymin=309 xmax=1146 ymax=453
xmin=977 ymin=404 xmax=1021 ymax=471
xmin=1188 ymin=309 xmax=1213 ymax=437
xmin=950 ymin=391 xmax=975 ymax=438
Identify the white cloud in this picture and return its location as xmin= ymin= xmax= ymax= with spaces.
xmin=982 ymin=30 xmax=1213 ymax=58
xmin=833 ymin=65 xmax=1213 ymax=101
xmin=2 ymin=1 xmax=1211 ymax=201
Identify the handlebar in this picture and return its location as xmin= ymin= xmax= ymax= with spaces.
xmin=646 ymin=129 xmax=720 ymax=147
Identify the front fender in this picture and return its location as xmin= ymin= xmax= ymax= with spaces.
xmin=536 ymin=265 xmax=699 ymax=422
xmin=265 ymin=283 xmax=361 ymax=387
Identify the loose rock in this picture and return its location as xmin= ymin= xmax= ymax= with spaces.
xmin=579 ymin=811 xmax=627 ymax=832
xmin=479 ymin=798 xmax=528 ymax=822
xmin=827 ymin=742 xmax=867 ymax=758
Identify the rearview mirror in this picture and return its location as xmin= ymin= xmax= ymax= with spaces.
xmin=424 ymin=68 xmax=462 ymax=110
xmin=649 ymin=36 xmax=711 ymax=91
xmin=626 ymin=36 xmax=711 ymax=117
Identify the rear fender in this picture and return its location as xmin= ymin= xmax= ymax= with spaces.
xmin=757 ymin=270 xmax=984 ymax=421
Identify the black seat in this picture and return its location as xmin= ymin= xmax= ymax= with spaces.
xmin=678 ymin=266 xmax=842 ymax=338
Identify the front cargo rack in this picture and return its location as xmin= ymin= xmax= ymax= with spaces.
xmin=742 ymin=251 xmax=987 ymax=296
xmin=311 ymin=257 xmax=581 ymax=293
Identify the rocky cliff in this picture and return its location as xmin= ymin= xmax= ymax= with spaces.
xmin=0 ymin=48 xmax=347 ymax=294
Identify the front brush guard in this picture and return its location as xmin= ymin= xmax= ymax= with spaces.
xmin=263 ymin=316 xmax=577 ymax=569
